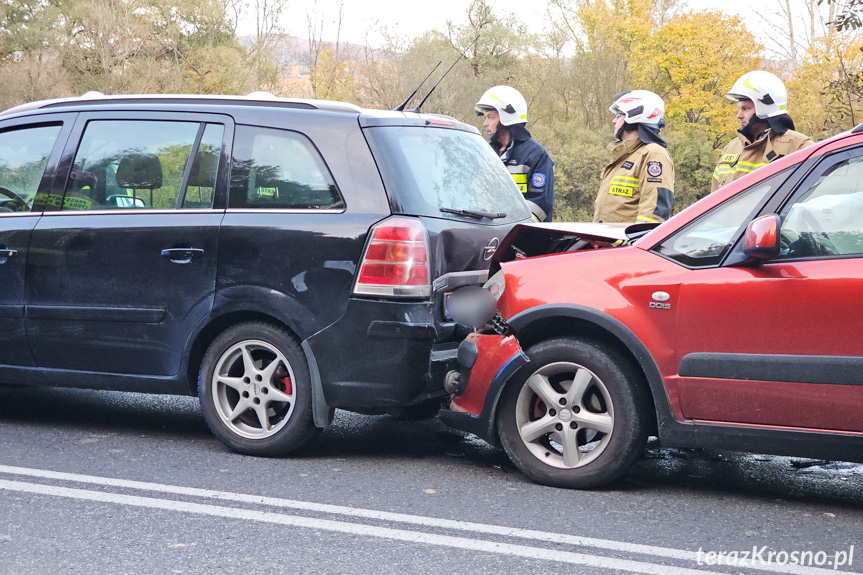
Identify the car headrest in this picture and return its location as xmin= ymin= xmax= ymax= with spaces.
xmin=116 ymin=153 xmax=162 ymax=189
xmin=69 ymin=170 xmax=98 ymax=190
xmin=188 ymin=152 xmax=218 ymax=188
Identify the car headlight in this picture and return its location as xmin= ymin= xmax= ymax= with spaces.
xmin=483 ymin=269 xmax=506 ymax=300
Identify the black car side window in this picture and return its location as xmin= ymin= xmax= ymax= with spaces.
xmin=63 ymin=120 xmax=210 ymax=211
xmin=778 ymin=155 xmax=863 ymax=258
xmin=0 ymin=124 xmax=62 ymax=213
xmin=181 ymin=123 xmax=223 ymax=209
xmin=228 ymin=125 xmax=343 ymax=210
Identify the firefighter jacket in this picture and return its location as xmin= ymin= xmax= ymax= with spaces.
xmin=593 ymin=138 xmax=674 ymax=224
xmin=711 ymin=129 xmax=813 ymax=192
xmin=491 ymin=124 xmax=555 ymax=222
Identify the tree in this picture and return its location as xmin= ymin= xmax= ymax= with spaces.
xmin=821 ymin=0 xmax=863 ymax=30
xmin=0 ymin=0 xmax=72 ymax=107
xmin=353 ymin=26 xmax=410 ymax=109
xmin=246 ymin=0 xmax=287 ymax=89
xmin=531 ymin=121 xmax=609 ymax=221
xmin=307 ymin=1 xmax=358 ymax=100
xmin=754 ymin=0 xmax=837 ymax=61
xmin=788 ymin=32 xmax=863 ymax=138
xmin=0 ymin=0 xmax=61 ymax=57
xmin=149 ymin=0 xmax=254 ymax=94
xmin=60 ymin=0 xmax=162 ymax=94
xmin=446 ymin=0 xmax=529 ymax=78
xmin=632 ymin=11 xmax=763 ymax=145
xmin=549 ymin=0 xmax=657 ymax=129
xmin=357 ymin=0 xmax=536 ymax=118
xmin=309 ymin=45 xmax=355 ymax=101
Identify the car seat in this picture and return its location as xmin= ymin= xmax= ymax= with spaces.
xmin=115 ymin=153 xmax=163 ymax=208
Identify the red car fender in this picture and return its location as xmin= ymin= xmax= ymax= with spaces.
xmin=441 ymin=332 xmax=528 ymax=445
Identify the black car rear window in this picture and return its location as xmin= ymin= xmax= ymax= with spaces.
xmin=364 ymin=126 xmax=531 ymax=224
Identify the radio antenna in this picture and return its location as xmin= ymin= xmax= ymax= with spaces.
xmin=411 ymin=34 xmax=480 ymax=114
xmin=394 ymin=62 xmax=442 ymax=112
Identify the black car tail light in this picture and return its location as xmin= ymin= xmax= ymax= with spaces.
xmin=353 ymin=217 xmax=431 ymax=298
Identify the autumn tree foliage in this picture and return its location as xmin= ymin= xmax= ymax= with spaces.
xmin=632 ymin=11 xmax=762 ymax=143
xmin=0 ymin=0 xmax=280 ymax=103
xmin=624 ymin=10 xmax=764 ymax=206
xmin=310 ymin=46 xmax=356 ymax=101
xmin=789 ymin=32 xmax=863 ymax=139
xmin=0 ymin=0 xmax=858 ymax=220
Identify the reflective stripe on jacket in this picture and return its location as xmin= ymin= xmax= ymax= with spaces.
xmin=594 ymin=139 xmax=674 ymax=224
xmin=711 ymin=129 xmax=814 ymax=192
xmin=507 ymin=164 xmax=530 ymax=193
xmin=492 ymin=125 xmax=555 ymax=222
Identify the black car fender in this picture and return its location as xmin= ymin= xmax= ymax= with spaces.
xmin=183 ymin=289 xmax=335 ymax=427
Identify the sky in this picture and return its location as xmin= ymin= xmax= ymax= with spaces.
xmin=237 ymin=0 xmax=836 ymax=57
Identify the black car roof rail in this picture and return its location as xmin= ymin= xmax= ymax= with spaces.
xmin=40 ymin=98 xmax=318 ymax=111
xmin=0 ymin=92 xmax=363 ymax=117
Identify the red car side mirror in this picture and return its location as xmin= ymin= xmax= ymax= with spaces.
xmin=742 ymin=214 xmax=781 ymax=261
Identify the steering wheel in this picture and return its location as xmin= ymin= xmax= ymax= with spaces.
xmin=787 ymin=209 xmax=839 ymax=257
xmin=0 ymin=186 xmax=28 ymax=212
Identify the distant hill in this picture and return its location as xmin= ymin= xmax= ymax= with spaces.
xmin=238 ymin=34 xmax=372 ymax=78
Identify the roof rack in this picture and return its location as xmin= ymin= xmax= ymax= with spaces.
xmin=0 ymin=91 xmax=364 ymax=117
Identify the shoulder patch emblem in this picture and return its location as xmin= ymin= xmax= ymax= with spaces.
xmin=532 ymin=173 xmax=546 ymax=188
xmin=721 ymin=153 xmax=739 ymax=164
xmin=622 ymin=161 xmax=634 ymax=170
xmin=647 ymin=161 xmax=662 ymax=177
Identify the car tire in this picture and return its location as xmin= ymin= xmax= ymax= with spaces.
xmin=496 ymin=337 xmax=649 ymax=489
xmin=198 ymin=322 xmax=319 ymax=456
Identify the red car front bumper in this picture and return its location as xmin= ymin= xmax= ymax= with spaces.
xmin=439 ymin=331 xmax=528 ymax=445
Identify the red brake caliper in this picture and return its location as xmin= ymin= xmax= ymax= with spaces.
xmin=280 ymin=375 xmax=293 ymax=395
xmin=532 ymin=396 xmax=545 ymax=420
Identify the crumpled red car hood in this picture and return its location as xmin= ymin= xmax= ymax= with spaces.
xmin=490 ymin=221 xmax=657 ymax=267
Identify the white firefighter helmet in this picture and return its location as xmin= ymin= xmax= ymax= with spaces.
xmin=609 ymin=90 xmax=665 ymax=126
xmin=475 ymin=86 xmax=528 ymax=126
xmin=726 ymin=71 xmax=788 ymax=119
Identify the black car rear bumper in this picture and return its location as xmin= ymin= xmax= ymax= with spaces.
xmin=305 ymin=297 xmax=460 ymax=409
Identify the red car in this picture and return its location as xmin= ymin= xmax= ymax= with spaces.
xmin=440 ymin=125 xmax=863 ymax=489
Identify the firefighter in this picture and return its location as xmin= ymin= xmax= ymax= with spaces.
xmin=594 ymin=90 xmax=674 ymax=224
xmin=712 ymin=70 xmax=813 ymax=192
xmin=475 ymin=86 xmax=554 ymax=222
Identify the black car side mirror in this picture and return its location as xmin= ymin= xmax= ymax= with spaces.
xmin=742 ymin=213 xmax=781 ymax=261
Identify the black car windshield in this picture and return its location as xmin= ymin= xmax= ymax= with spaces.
xmin=364 ymin=126 xmax=531 ymax=224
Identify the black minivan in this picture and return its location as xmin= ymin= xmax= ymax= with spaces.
xmin=0 ymin=93 xmax=532 ymax=455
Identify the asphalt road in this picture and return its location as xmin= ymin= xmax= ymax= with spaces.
xmin=1 ymin=384 xmax=862 ymax=575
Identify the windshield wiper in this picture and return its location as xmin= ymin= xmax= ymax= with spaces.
xmin=440 ymin=207 xmax=507 ymax=220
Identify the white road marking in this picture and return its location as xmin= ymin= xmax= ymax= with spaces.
xmin=0 ymin=464 xmax=690 ymax=558
xmin=0 ymin=464 xmax=856 ymax=575
xmin=0 ymin=478 xmax=720 ymax=575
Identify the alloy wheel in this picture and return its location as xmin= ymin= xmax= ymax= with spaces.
xmin=211 ymin=339 xmax=296 ymax=440
xmin=514 ymin=361 xmax=615 ymax=469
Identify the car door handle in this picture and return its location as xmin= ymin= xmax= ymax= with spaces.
xmin=161 ymin=248 xmax=204 ymax=264
xmin=0 ymin=247 xmax=17 ymax=264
